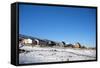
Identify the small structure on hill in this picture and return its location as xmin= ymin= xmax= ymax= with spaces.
xmin=74 ymin=42 xmax=81 ymax=48
xmin=19 ymin=38 xmax=32 ymax=45
xmin=23 ymin=38 xmax=32 ymax=44
xmin=65 ymin=44 xmax=74 ymax=48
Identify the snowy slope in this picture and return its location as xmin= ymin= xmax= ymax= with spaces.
xmin=19 ymin=46 xmax=96 ymax=64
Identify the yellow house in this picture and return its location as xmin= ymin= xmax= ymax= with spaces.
xmin=74 ymin=42 xmax=81 ymax=48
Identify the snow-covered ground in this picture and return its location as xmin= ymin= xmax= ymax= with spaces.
xmin=19 ymin=46 xmax=96 ymax=64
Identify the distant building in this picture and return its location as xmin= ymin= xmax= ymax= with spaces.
xmin=20 ymin=38 xmax=32 ymax=44
xmin=31 ymin=39 xmax=39 ymax=47
xmin=74 ymin=42 xmax=81 ymax=48
xmin=58 ymin=42 xmax=64 ymax=47
xmin=39 ymin=40 xmax=48 ymax=47
xmin=65 ymin=44 xmax=74 ymax=48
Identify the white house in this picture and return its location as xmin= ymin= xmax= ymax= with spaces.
xmin=22 ymin=38 xmax=32 ymax=44
xmin=34 ymin=39 xmax=39 ymax=45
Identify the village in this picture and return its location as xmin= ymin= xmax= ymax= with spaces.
xmin=19 ymin=34 xmax=96 ymax=64
xmin=19 ymin=34 xmax=88 ymax=49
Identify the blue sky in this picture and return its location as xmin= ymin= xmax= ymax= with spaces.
xmin=19 ymin=4 xmax=96 ymax=47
